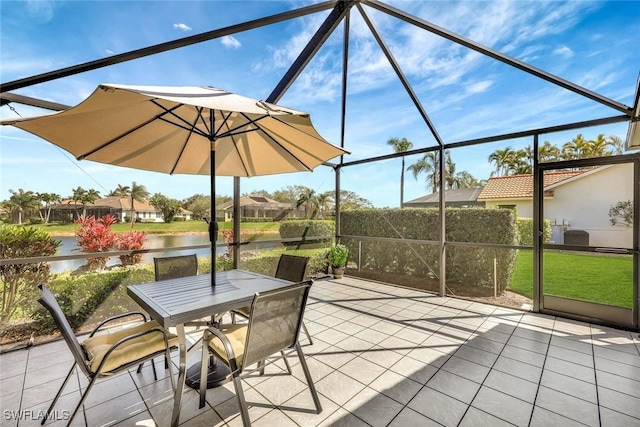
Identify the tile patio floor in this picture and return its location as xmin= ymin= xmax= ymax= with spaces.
xmin=2 ymin=277 xmax=640 ymax=426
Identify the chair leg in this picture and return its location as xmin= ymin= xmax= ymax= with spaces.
xmin=41 ymin=362 xmax=76 ymax=425
xmin=295 ymin=343 xmax=322 ymax=414
xmin=257 ymin=360 xmax=265 ymax=376
xmin=67 ymin=373 xmax=99 ymax=427
xmin=151 ymin=359 xmax=158 ymax=381
xmin=302 ymin=321 xmax=313 ymax=345
xmin=280 ymin=351 xmax=292 ymax=374
xmin=232 ymin=375 xmax=251 ymax=427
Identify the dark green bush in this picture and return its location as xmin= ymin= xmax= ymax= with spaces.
xmin=241 ymin=217 xmax=273 ymax=223
xmin=340 ymin=208 xmax=518 ymax=294
xmin=516 ymin=217 xmax=552 ymax=246
xmin=279 ymin=220 xmax=334 ymax=247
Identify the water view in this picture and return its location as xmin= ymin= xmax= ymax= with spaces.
xmin=52 ymin=234 xmax=217 ymax=273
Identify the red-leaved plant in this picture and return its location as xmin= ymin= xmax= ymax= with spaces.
xmin=75 ymin=214 xmax=118 ymax=270
xmin=117 ymin=231 xmax=147 ymax=266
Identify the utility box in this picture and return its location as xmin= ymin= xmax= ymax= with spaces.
xmin=564 ymin=229 xmax=589 ymax=246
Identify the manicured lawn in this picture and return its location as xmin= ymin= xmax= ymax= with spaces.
xmin=29 ymin=221 xmax=281 ymax=235
xmin=510 ymin=250 xmax=633 ymax=308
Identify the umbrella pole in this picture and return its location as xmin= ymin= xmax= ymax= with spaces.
xmin=209 ymin=146 xmax=217 ymax=287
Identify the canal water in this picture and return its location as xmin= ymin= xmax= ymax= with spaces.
xmin=52 ymin=234 xmax=220 ymax=273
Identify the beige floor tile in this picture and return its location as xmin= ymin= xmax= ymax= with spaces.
xmin=426 ymin=369 xmax=480 ymax=404
xmin=535 ymin=386 xmax=599 ymax=426
xmin=408 ymin=387 xmax=467 ymax=427
xmin=471 ymin=386 xmax=533 ymax=427
xmin=484 ymin=369 xmax=538 ymax=403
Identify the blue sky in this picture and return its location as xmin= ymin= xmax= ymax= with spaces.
xmin=1 ymin=0 xmax=639 ymax=208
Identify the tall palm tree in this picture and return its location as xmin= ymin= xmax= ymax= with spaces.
xmin=488 ymin=147 xmax=516 ymax=176
xmin=539 ymin=141 xmax=560 ymax=162
xmin=386 ymin=137 xmax=413 ymax=208
xmin=444 ymin=150 xmax=456 ymax=189
xmin=108 ymin=184 xmax=130 ymax=197
xmin=296 ymin=188 xmax=319 ymax=219
xmin=407 ymin=151 xmax=440 ymax=193
xmin=6 ymin=189 xmax=39 ymax=224
xmin=129 ymin=182 xmax=150 ymax=227
xmin=37 ymin=192 xmax=61 ymax=223
xmin=561 ymin=134 xmax=588 ymax=160
xmin=606 ymin=135 xmax=624 ymax=155
xmin=316 ymin=192 xmax=332 ymax=218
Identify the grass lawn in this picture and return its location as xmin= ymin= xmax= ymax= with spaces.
xmin=29 ymin=221 xmax=281 ymax=235
xmin=510 ymin=250 xmax=633 ymax=308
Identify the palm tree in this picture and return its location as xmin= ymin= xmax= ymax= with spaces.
xmin=445 ymin=151 xmax=456 ymax=189
xmin=407 ymin=151 xmax=440 ymax=193
xmin=108 ymin=184 xmax=130 ymax=197
xmin=488 ymin=147 xmax=516 ymax=176
xmin=539 ymin=141 xmax=560 ymax=162
xmin=296 ymin=188 xmax=319 ymax=219
xmin=606 ymin=135 xmax=624 ymax=155
xmin=386 ymin=137 xmax=413 ymax=208
xmin=561 ymin=134 xmax=588 ymax=160
xmin=37 ymin=192 xmax=61 ymax=223
xmin=6 ymin=189 xmax=39 ymax=224
xmin=316 ymin=192 xmax=332 ymax=218
xmin=69 ymin=187 xmax=100 ymax=218
xmin=129 ymin=182 xmax=150 ymax=227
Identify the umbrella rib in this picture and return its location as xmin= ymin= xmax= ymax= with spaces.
xmin=169 ymin=107 xmax=205 ymax=175
xmin=78 ymin=103 xmax=183 ymax=159
xmin=151 ymin=100 xmax=210 ymax=138
xmin=214 ymin=113 xmax=266 ymax=139
xmin=257 ymin=126 xmax=313 ymax=171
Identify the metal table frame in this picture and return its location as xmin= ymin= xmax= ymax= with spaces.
xmin=127 ymin=269 xmax=292 ymax=427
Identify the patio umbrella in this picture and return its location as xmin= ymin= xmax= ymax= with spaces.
xmin=2 ymin=83 xmax=349 ymax=283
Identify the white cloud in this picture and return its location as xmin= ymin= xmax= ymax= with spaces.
xmin=105 ymin=49 xmax=114 ymax=55
xmin=553 ymin=45 xmax=574 ymax=58
xmin=173 ymin=23 xmax=192 ymax=31
xmin=221 ymin=35 xmax=241 ymax=49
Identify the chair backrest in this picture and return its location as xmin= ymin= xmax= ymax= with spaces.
xmin=38 ymin=284 xmax=92 ymax=377
xmin=242 ymin=280 xmax=312 ymax=368
xmin=154 ymin=254 xmax=198 ymax=281
xmin=274 ymin=254 xmax=309 ymax=282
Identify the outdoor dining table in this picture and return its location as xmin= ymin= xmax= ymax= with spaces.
xmin=127 ymin=269 xmax=293 ymax=427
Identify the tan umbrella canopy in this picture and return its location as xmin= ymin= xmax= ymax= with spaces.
xmin=2 ymin=83 xmax=348 ymax=176
xmin=3 ymin=83 xmax=349 ymax=279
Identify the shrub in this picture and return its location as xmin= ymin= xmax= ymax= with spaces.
xmin=279 ymin=220 xmax=334 ymax=247
xmin=516 ymin=217 xmax=552 ymax=246
xmin=116 ymin=231 xmax=147 ymax=266
xmin=327 ymin=244 xmax=349 ymax=267
xmin=75 ymin=215 xmax=118 ymax=270
xmin=0 ymin=225 xmax=60 ymax=327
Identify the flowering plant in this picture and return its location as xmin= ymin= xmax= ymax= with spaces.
xmin=75 ymin=214 xmax=118 ymax=270
xmin=117 ymin=231 xmax=147 ymax=266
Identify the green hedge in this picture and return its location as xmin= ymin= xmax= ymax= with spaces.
xmin=516 ymin=217 xmax=552 ymax=246
xmin=241 ymin=217 xmax=273 ymax=223
xmin=340 ymin=208 xmax=518 ymax=293
xmin=278 ymin=220 xmax=334 ymax=247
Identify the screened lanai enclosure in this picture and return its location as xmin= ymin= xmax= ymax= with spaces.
xmin=1 ymin=0 xmax=639 ymax=346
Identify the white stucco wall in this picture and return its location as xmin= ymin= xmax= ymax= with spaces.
xmin=484 ymin=164 xmax=634 ymax=248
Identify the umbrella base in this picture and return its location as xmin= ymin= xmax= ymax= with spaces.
xmin=185 ymin=360 xmax=231 ymax=389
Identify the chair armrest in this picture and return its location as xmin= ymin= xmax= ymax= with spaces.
xmin=89 ymin=311 xmax=148 ymax=337
xmin=203 ymin=326 xmax=241 ymax=373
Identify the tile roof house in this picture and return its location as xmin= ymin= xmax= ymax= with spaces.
xmin=478 ymin=164 xmax=633 ymax=247
xmin=46 ymin=197 xmax=192 ymax=223
xmin=404 ymin=187 xmax=485 ymax=208
xmin=215 ymin=195 xmax=304 ymax=222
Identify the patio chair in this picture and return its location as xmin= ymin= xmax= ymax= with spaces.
xmin=198 ymin=280 xmax=322 ymax=426
xmin=154 ymin=253 xmax=198 ymax=281
xmin=37 ymin=284 xmax=177 ymax=426
xmin=231 ymin=254 xmax=313 ymax=344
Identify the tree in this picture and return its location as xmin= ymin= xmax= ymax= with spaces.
xmin=606 ymin=135 xmax=624 ymax=155
xmin=107 ymin=184 xmax=130 ymax=197
xmin=338 ymin=190 xmax=373 ymax=210
xmin=386 ymin=137 xmax=413 ymax=207
xmin=609 ymin=200 xmax=633 ymax=227
xmin=488 ymin=146 xmax=516 ymax=177
xmin=273 ymin=185 xmax=311 ymax=203
xmin=129 ymin=182 xmax=150 ymax=227
xmin=561 ymin=134 xmax=589 ymax=160
xmin=149 ymin=193 xmax=182 ymax=223
xmin=183 ymin=194 xmax=211 ymax=221
xmin=407 ymin=151 xmax=440 ymax=193
xmin=5 ymin=189 xmax=39 ymax=224
xmin=539 ymin=141 xmax=561 ymax=162
xmin=37 ymin=192 xmax=61 ymax=223
xmin=296 ymin=188 xmax=319 ymax=219
xmin=316 ymin=192 xmax=333 ymax=218
xmin=69 ymin=187 xmax=100 ymax=218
